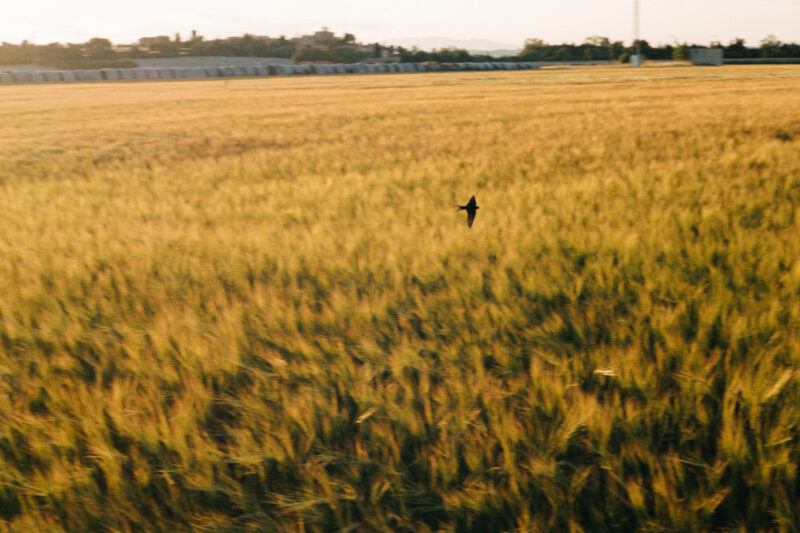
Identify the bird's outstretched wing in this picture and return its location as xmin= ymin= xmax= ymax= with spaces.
xmin=466 ymin=195 xmax=477 ymax=209
xmin=467 ymin=210 xmax=476 ymax=228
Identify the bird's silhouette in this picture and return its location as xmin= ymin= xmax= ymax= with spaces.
xmin=458 ymin=195 xmax=479 ymax=228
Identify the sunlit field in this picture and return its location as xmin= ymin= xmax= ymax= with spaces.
xmin=2 ymin=65 xmax=800 ymax=531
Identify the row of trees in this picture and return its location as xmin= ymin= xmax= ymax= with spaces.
xmin=2 ymin=33 xmax=800 ymax=68
xmin=397 ymin=47 xmax=495 ymax=63
xmin=723 ymin=36 xmax=800 ymax=58
xmin=402 ymin=36 xmax=800 ymax=63
xmin=0 ymin=33 xmax=383 ymax=67
xmin=516 ymin=35 xmax=800 ymax=62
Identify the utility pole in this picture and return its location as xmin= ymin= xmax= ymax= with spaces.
xmin=632 ymin=0 xmax=642 ymax=66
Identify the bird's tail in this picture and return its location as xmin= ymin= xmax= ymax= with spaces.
xmin=456 ymin=205 xmax=465 ymax=211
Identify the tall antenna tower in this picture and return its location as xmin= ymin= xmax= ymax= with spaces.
xmin=632 ymin=0 xmax=642 ymax=66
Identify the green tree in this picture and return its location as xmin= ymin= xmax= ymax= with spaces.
xmin=292 ymin=46 xmax=328 ymax=63
xmin=265 ymin=36 xmax=297 ymax=58
xmin=725 ymin=38 xmax=749 ymax=58
xmin=760 ymin=35 xmax=781 ymax=58
xmin=519 ymin=38 xmax=546 ymax=60
xmin=672 ymin=44 xmax=689 ymax=61
xmin=85 ymin=38 xmax=114 ymax=60
xmin=610 ymin=41 xmax=625 ymax=60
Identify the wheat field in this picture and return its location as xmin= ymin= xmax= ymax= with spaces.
xmin=2 ymin=65 xmax=800 ymax=531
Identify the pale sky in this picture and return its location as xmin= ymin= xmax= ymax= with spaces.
xmin=3 ymin=0 xmax=799 ymax=49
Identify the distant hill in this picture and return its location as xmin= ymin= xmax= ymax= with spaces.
xmin=382 ymin=36 xmax=521 ymax=56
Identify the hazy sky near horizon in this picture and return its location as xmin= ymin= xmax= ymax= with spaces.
xmin=2 ymin=0 xmax=798 ymax=48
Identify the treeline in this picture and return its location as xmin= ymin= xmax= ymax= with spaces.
xmin=401 ymin=35 xmax=800 ymax=64
xmin=168 ymin=35 xmax=296 ymax=59
xmin=723 ymin=37 xmax=800 ymax=58
xmin=0 ymin=39 xmax=134 ymax=69
xmin=0 ymin=33 xmax=389 ymax=67
xmin=516 ymin=37 xmax=627 ymax=61
xmin=397 ymin=48 xmax=500 ymax=63
xmin=3 ymin=33 xmax=800 ymax=68
xmin=515 ymin=35 xmax=800 ymax=62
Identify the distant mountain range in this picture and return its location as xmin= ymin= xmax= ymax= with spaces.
xmin=381 ymin=36 xmax=522 ymax=57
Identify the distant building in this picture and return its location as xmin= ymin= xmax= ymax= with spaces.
xmin=139 ymin=36 xmax=171 ymax=47
xmin=293 ymin=27 xmax=337 ymax=47
xmin=690 ymin=48 xmax=723 ymax=66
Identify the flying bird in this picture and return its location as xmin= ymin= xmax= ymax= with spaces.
xmin=458 ymin=195 xmax=479 ymax=228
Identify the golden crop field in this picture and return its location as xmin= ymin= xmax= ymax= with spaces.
xmin=2 ymin=65 xmax=800 ymax=532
